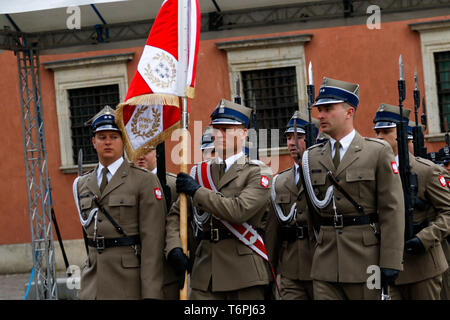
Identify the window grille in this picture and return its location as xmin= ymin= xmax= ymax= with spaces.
xmin=69 ymin=84 xmax=120 ymax=164
xmin=434 ymin=51 xmax=450 ymax=132
xmin=242 ymin=67 xmax=299 ymax=148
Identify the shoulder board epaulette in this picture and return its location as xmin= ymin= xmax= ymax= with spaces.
xmin=415 ymin=156 xmax=433 ymax=167
xmin=166 ymin=172 xmax=177 ymax=178
xmin=249 ymin=159 xmax=266 ymax=166
xmin=130 ymin=163 xmax=149 ymax=173
xmin=364 ymin=137 xmax=389 ymax=147
xmin=307 ymin=142 xmax=325 ymax=151
xmin=277 ymin=167 xmax=292 ymax=176
xmin=81 ymin=168 xmax=95 ymax=176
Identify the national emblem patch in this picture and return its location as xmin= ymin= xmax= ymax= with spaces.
xmin=260 ymin=176 xmax=269 ymax=188
xmin=438 ymin=175 xmax=446 ymax=188
xmin=154 ymin=188 xmax=163 ymax=200
xmin=391 ymin=162 xmax=399 ymax=174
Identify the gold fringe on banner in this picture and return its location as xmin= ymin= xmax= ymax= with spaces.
xmin=185 ymin=86 xmax=195 ymax=99
xmin=115 ymin=93 xmax=181 ymax=162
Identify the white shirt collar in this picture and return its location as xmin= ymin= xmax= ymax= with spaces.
xmin=329 ymin=129 xmax=356 ymax=160
xmin=152 ymin=167 xmax=157 ymax=175
xmin=218 ymin=151 xmax=244 ymax=173
xmin=97 ymin=157 xmax=124 ymax=184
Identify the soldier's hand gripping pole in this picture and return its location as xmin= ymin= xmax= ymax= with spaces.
xmin=397 ymin=55 xmax=416 ymax=241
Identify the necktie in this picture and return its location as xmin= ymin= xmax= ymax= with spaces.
xmin=296 ymin=166 xmax=302 ymax=189
xmin=100 ymin=167 xmax=109 ymax=193
xmin=333 ymin=141 xmax=341 ymax=169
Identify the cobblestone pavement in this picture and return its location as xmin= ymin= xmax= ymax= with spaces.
xmin=0 ymin=273 xmax=30 ymax=300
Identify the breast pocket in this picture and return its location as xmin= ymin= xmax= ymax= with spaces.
xmin=275 ymin=193 xmax=291 ymax=214
xmin=79 ymin=197 xmax=93 ymax=219
xmin=109 ymin=195 xmax=137 ymax=225
xmin=345 ymin=168 xmax=375 ymax=201
xmin=310 ymin=172 xmax=327 ymax=198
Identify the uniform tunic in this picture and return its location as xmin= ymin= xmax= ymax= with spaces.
xmin=75 ymin=160 xmax=167 ymax=299
xmin=393 ymin=156 xmax=450 ymax=299
xmin=304 ymin=132 xmax=405 ymax=284
xmin=165 ymin=154 xmax=273 ymax=296
xmin=265 ymin=165 xmax=315 ymax=299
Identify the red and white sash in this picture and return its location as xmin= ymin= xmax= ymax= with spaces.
xmin=194 ymin=161 xmax=269 ymax=261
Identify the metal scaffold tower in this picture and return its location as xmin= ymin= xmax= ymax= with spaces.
xmin=15 ymin=35 xmax=58 ymax=300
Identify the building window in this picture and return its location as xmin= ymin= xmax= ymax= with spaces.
xmin=242 ymin=67 xmax=298 ymax=148
xmin=68 ymin=84 xmax=120 ymax=164
xmin=216 ymin=34 xmax=312 ymax=154
xmin=434 ymin=51 xmax=450 ymax=132
xmin=410 ymin=19 xmax=450 ymax=141
xmin=43 ymin=52 xmax=133 ymax=173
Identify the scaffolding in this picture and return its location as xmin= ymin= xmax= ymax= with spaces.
xmin=1 ymin=0 xmax=449 ymax=300
xmin=15 ymin=34 xmax=58 ymax=300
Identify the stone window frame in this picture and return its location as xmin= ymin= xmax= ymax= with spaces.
xmin=410 ymin=19 xmax=450 ymax=142
xmin=43 ymin=52 xmax=134 ymax=173
xmin=215 ymin=34 xmax=312 ymax=156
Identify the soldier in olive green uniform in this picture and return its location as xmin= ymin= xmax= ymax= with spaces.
xmin=265 ymin=111 xmax=319 ymax=300
xmin=373 ymin=103 xmax=450 ymax=299
xmin=302 ymin=78 xmax=405 ymax=300
xmin=134 ymin=146 xmax=180 ymax=299
xmin=438 ymin=147 xmax=450 ymax=300
xmin=166 ymin=99 xmax=273 ymax=300
xmin=73 ymin=106 xmax=167 ymax=299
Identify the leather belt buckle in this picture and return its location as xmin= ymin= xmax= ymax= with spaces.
xmin=95 ymin=236 xmax=105 ymax=253
xmin=296 ymin=226 xmax=305 ymax=239
xmin=211 ymin=228 xmax=219 ymax=242
xmin=334 ymin=215 xmax=344 ymax=229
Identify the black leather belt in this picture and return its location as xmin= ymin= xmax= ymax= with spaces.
xmin=280 ymin=225 xmax=309 ymax=241
xmin=320 ymin=213 xmax=378 ymax=228
xmin=87 ymin=235 xmax=140 ymax=251
xmin=197 ymin=228 xmax=234 ymax=242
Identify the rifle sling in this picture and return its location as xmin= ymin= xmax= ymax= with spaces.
xmin=93 ymin=197 xmax=128 ymax=238
xmin=327 ymin=171 xmax=365 ymax=215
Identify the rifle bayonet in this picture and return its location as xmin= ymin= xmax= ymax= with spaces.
xmin=77 ymin=149 xmax=83 ymax=177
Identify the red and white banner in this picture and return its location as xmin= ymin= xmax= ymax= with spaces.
xmin=115 ymin=0 xmax=200 ymax=160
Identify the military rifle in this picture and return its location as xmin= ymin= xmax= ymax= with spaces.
xmin=305 ymin=61 xmax=316 ymax=148
xmin=78 ymin=149 xmax=90 ymax=262
xmin=397 ymin=55 xmax=417 ymax=241
xmin=251 ymin=94 xmax=259 ymax=160
xmin=156 ymin=142 xmax=172 ymax=211
xmin=294 ymin=66 xmax=322 ymax=236
xmin=421 ymin=96 xmax=427 ymax=131
xmin=234 ymin=75 xmax=259 ymax=160
xmin=445 ymin=121 xmax=449 ymax=147
xmin=412 ymin=69 xmax=427 ymax=158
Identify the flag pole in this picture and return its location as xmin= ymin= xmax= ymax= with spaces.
xmin=179 ymin=97 xmax=189 ymax=300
